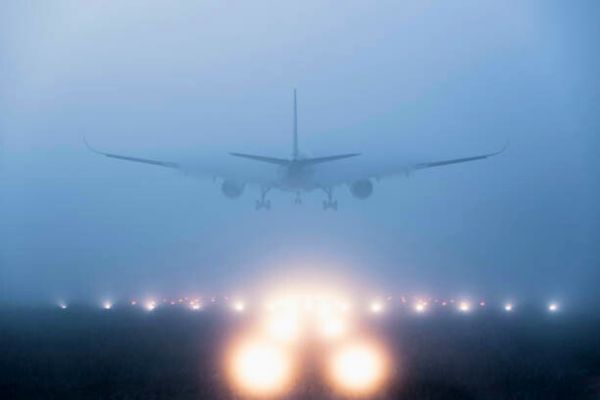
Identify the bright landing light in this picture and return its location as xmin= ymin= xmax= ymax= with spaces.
xmin=414 ymin=302 xmax=427 ymax=313
xmin=458 ymin=301 xmax=471 ymax=313
xmin=369 ymin=301 xmax=384 ymax=314
xmin=230 ymin=340 xmax=292 ymax=396
xmin=504 ymin=303 xmax=513 ymax=312
xmin=548 ymin=302 xmax=559 ymax=312
xmin=233 ymin=301 xmax=246 ymax=313
xmin=102 ymin=301 xmax=113 ymax=310
xmin=330 ymin=342 xmax=387 ymax=395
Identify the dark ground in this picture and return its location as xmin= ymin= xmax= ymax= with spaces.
xmin=1 ymin=305 xmax=600 ymax=399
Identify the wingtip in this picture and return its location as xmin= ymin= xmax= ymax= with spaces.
xmin=83 ymin=136 xmax=103 ymax=155
xmin=497 ymin=140 xmax=510 ymax=155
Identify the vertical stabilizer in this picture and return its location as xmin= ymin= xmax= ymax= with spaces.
xmin=293 ymin=89 xmax=299 ymax=159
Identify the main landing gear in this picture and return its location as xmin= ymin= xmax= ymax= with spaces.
xmin=322 ymin=187 xmax=338 ymax=211
xmin=256 ymin=187 xmax=272 ymax=210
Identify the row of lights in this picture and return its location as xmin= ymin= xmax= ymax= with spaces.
xmin=56 ymin=299 xmax=562 ymax=314
xmin=369 ymin=299 xmax=560 ymax=314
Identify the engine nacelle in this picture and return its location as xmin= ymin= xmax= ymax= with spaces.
xmin=350 ymin=179 xmax=373 ymax=199
xmin=221 ymin=180 xmax=245 ymax=198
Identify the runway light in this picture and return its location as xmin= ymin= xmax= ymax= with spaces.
xmin=548 ymin=302 xmax=559 ymax=312
xmin=265 ymin=313 xmax=301 ymax=343
xmin=233 ymin=300 xmax=246 ymax=313
xmin=102 ymin=301 xmax=113 ymax=310
xmin=369 ymin=301 xmax=384 ymax=314
xmin=479 ymin=301 xmax=486 ymax=307
xmin=145 ymin=300 xmax=156 ymax=311
xmin=458 ymin=301 xmax=471 ymax=313
xmin=230 ymin=340 xmax=292 ymax=396
xmin=504 ymin=303 xmax=513 ymax=312
xmin=329 ymin=342 xmax=387 ymax=395
xmin=414 ymin=301 xmax=427 ymax=313
xmin=130 ymin=300 xmax=137 ymax=306
xmin=320 ymin=317 xmax=346 ymax=339
xmin=58 ymin=303 xmax=68 ymax=309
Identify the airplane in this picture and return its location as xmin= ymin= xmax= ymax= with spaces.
xmin=85 ymin=90 xmax=505 ymax=210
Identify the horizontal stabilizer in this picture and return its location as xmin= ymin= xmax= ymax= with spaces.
xmin=229 ymin=152 xmax=291 ymax=166
xmin=298 ymin=153 xmax=361 ymax=166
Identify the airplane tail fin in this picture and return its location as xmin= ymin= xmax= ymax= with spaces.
xmin=293 ymin=89 xmax=299 ymax=160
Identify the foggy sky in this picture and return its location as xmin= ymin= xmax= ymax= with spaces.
xmin=1 ymin=1 xmax=598 ymax=305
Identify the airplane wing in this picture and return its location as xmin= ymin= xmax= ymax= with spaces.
xmin=313 ymin=144 xmax=507 ymax=187
xmin=410 ymin=145 xmax=506 ymax=172
xmin=84 ymin=138 xmax=279 ymax=186
xmin=84 ymin=138 xmax=180 ymax=169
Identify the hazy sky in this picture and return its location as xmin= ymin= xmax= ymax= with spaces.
xmin=1 ymin=1 xmax=598 ymax=305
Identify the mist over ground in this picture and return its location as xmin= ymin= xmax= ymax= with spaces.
xmin=0 ymin=1 xmax=598 ymax=305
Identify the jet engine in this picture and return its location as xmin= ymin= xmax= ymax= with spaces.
xmin=350 ymin=179 xmax=373 ymax=199
xmin=221 ymin=180 xmax=245 ymax=198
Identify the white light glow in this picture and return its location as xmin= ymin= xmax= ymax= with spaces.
xmin=58 ymin=303 xmax=67 ymax=309
xmin=330 ymin=342 xmax=386 ymax=395
xmin=369 ymin=301 xmax=384 ymax=314
xmin=458 ymin=301 xmax=471 ymax=313
xmin=414 ymin=302 xmax=427 ymax=313
xmin=265 ymin=312 xmax=301 ymax=343
xmin=504 ymin=303 xmax=513 ymax=312
xmin=233 ymin=300 xmax=246 ymax=312
xmin=102 ymin=301 xmax=113 ymax=310
xmin=320 ymin=316 xmax=346 ymax=339
xmin=145 ymin=300 xmax=156 ymax=311
xmin=548 ymin=302 xmax=559 ymax=312
xmin=230 ymin=340 xmax=292 ymax=396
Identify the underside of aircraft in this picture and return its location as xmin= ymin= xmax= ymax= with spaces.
xmin=85 ymin=90 xmax=506 ymax=210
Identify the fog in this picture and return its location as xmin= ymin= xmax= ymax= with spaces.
xmin=1 ymin=1 xmax=598 ymax=305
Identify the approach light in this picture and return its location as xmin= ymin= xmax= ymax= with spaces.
xmin=414 ymin=302 xmax=427 ymax=313
xmin=548 ymin=302 xmax=559 ymax=312
xmin=329 ymin=342 xmax=387 ymax=395
xmin=458 ymin=301 xmax=471 ymax=313
xmin=233 ymin=300 xmax=246 ymax=312
xmin=265 ymin=312 xmax=301 ymax=343
xmin=230 ymin=340 xmax=292 ymax=396
xmin=145 ymin=300 xmax=157 ymax=311
xmin=58 ymin=303 xmax=68 ymax=309
xmin=504 ymin=303 xmax=513 ymax=312
xmin=103 ymin=301 xmax=113 ymax=310
xmin=320 ymin=316 xmax=347 ymax=339
xmin=369 ymin=301 xmax=384 ymax=314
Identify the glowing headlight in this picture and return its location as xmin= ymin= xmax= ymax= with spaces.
xmin=230 ymin=340 xmax=292 ymax=396
xmin=369 ymin=301 xmax=384 ymax=314
xmin=458 ymin=301 xmax=471 ymax=313
xmin=233 ymin=301 xmax=246 ymax=312
xmin=145 ymin=300 xmax=156 ymax=311
xmin=414 ymin=302 xmax=427 ymax=313
xmin=329 ymin=342 xmax=387 ymax=395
